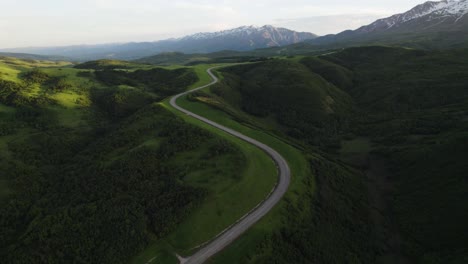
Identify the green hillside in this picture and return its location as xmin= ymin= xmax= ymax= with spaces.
xmin=171 ymin=62 xmax=375 ymax=264
xmin=0 ymin=52 xmax=70 ymax=62
xmin=320 ymin=47 xmax=468 ymax=263
xmin=2 ymin=45 xmax=467 ymax=264
xmin=183 ymin=47 xmax=468 ymax=263
xmin=135 ymin=51 xmax=273 ymax=66
xmin=322 ymin=46 xmax=468 ymax=112
xmin=74 ymin=59 xmax=152 ymax=70
xmin=207 ymin=60 xmax=355 ymax=149
xmin=0 ymin=58 xmax=263 ymax=263
xmin=135 ymin=52 xmax=213 ymax=66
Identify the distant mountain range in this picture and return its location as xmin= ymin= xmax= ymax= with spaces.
xmin=0 ymin=26 xmax=316 ymax=61
xmin=135 ymin=0 xmax=468 ymax=66
xmin=309 ymin=0 xmax=468 ymax=48
xmin=0 ymin=52 xmax=69 ymax=62
xmin=2 ymin=0 xmax=467 ymax=62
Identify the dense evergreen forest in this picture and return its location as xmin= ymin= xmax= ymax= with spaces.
xmin=209 ymin=60 xmax=354 ymax=149
xmin=192 ymin=47 xmax=468 ymax=263
xmin=0 ymin=61 xmax=244 ymax=263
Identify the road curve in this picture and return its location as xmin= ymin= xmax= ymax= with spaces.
xmin=169 ymin=67 xmax=291 ymax=264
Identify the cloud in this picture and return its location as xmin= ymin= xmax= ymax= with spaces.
xmin=87 ymin=0 xmax=162 ymax=13
xmin=174 ymin=2 xmax=217 ymax=11
xmin=173 ymin=2 xmax=238 ymax=16
xmin=91 ymin=0 xmax=139 ymax=9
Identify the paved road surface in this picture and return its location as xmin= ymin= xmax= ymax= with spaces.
xmin=169 ymin=67 xmax=291 ymax=264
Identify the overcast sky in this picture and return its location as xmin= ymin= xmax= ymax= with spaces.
xmin=0 ymin=0 xmax=426 ymax=48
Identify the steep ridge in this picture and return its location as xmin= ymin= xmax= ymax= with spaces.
xmin=355 ymin=0 xmax=468 ymax=33
xmin=311 ymin=0 xmax=468 ymax=48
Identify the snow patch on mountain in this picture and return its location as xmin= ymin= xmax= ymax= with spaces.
xmin=178 ymin=25 xmax=313 ymax=41
xmin=180 ymin=26 xmax=259 ymax=40
xmin=434 ymin=0 xmax=468 ymax=21
xmin=363 ymin=0 xmax=468 ymax=32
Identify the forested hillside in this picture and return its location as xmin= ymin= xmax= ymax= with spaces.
xmin=2 ymin=46 xmax=467 ymax=264
xmin=0 ymin=58 xmax=244 ymax=263
xmin=209 ymin=60 xmax=355 ymax=149
xmin=188 ymin=47 xmax=468 ymax=263
xmin=320 ymin=47 xmax=468 ymax=263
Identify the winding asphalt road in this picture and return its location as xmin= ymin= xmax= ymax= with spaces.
xmin=169 ymin=67 xmax=291 ymax=264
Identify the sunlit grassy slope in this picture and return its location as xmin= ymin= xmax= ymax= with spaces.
xmin=0 ymin=57 xmax=277 ymax=264
xmin=152 ymin=66 xmax=312 ymax=264
xmin=132 ymin=64 xmax=282 ymax=263
xmin=0 ymin=57 xmax=290 ymax=264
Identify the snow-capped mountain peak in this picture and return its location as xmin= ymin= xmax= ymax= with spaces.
xmin=360 ymin=0 xmax=468 ymax=32
xmin=310 ymin=0 xmax=468 ymax=50
xmin=179 ymin=25 xmax=315 ymax=42
xmin=180 ymin=25 xmax=259 ymax=40
xmin=168 ymin=25 xmax=316 ymax=51
xmin=400 ymin=0 xmax=468 ymax=23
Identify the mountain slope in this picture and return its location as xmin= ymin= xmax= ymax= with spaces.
xmin=204 ymin=60 xmax=355 ymax=148
xmin=174 ymin=25 xmax=316 ymax=51
xmin=357 ymin=0 xmax=468 ymax=33
xmin=0 ymin=26 xmax=316 ymax=61
xmin=137 ymin=1 xmax=468 ymax=65
xmin=311 ymin=0 xmax=468 ymax=48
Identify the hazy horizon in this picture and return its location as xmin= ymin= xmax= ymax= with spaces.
xmin=1 ymin=0 xmax=426 ymax=49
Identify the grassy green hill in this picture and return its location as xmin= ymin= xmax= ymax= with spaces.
xmin=203 ymin=60 xmax=355 ymax=149
xmin=135 ymin=52 xmax=213 ymax=66
xmin=0 ymin=52 xmax=70 ymax=62
xmin=182 ymin=47 xmax=468 ymax=263
xmin=74 ymin=59 xmax=152 ymax=70
xmin=170 ymin=63 xmax=375 ymax=264
xmin=322 ymin=46 xmax=468 ymax=112
xmin=0 ymin=58 xmax=276 ymax=264
xmin=135 ymin=51 xmax=273 ymax=66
